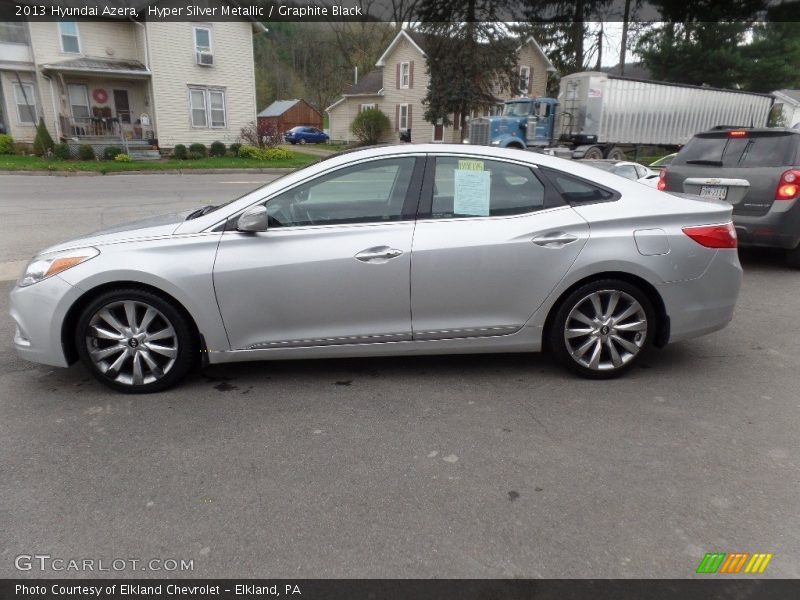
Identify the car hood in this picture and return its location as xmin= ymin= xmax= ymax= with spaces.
xmin=37 ymin=210 xmax=193 ymax=255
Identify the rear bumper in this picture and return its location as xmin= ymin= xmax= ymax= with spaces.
xmin=733 ymin=198 xmax=800 ymax=250
xmin=658 ymin=249 xmax=742 ymax=344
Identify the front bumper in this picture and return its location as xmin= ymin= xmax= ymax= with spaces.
xmin=9 ymin=274 xmax=82 ymax=368
xmin=658 ymin=248 xmax=742 ymax=344
xmin=733 ymin=198 xmax=800 ymax=250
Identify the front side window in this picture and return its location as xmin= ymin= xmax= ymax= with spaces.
xmin=194 ymin=27 xmax=211 ymax=53
xmin=189 ymin=88 xmax=226 ymax=128
xmin=430 ymin=157 xmax=546 ymax=219
xmin=264 ymin=157 xmax=416 ymax=227
xmin=59 ymin=21 xmax=80 ymax=53
xmin=13 ymin=83 xmax=36 ymax=124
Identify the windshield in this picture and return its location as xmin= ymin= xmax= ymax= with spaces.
xmin=674 ymin=132 xmax=797 ymax=168
xmin=503 ymin=102 xmax=532 ymax=117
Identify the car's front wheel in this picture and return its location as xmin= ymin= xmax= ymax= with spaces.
xmin=299 ymin=138 xmax=306 ymax=145
xmin=75 ymin=288 xmax=197 ymax=393
xmin=549 ymin=279 xmax=655 ymax=378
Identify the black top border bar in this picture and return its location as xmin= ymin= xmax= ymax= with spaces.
xmin=2 ymin=0 xmax=800 ymax=23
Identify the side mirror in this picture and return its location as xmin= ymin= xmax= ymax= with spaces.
xmin=237 ymin=205 xmax=268 ymax=232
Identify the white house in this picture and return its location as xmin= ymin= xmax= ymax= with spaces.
xmin=0 ymin=14 xmax=263 ymax=155
xmin=772 ymin=89 xmax=800 ymax=128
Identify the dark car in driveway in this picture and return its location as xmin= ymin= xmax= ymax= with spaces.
xmin=284 ymin=126 xmax=329 ymax=144
xmin=662 ymin=128 xmax=800 ymax=266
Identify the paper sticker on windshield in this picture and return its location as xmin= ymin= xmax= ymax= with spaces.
xmin=454 ymin=169 xmax=491 ymax=216
xmin=458 ymin=159 xmax=484 ymax=171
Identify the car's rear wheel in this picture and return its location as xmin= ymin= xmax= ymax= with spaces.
xmin=605 ymin=147 xmax=626 ymax=161
xmin=75 ymin=288 xmax=197 ymax=393
xmin=549 ymin=279 xmax=655 ymax=378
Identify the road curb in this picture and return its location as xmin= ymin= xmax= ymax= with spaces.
xmin=0 ymin=168 xmax=298 ymax=177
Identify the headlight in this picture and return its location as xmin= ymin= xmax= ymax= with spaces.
xmin=461 ymin=138 xmax=470 ymax=144
xmin=491 ymin=140 xmax=501 ymax=145
xmin=18 ymin=247 xmax=99 ymax=287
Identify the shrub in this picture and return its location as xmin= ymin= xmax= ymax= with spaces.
xmin=77 ymin=144 xmax=96 ymax=161
xmin=114 ymin=153 xmax=132 ymax=162
xmin=32 ymin=118 xmax=55 ymax=156
xmin=187 ymin=150 xmax=204 ymax=160
xmin=350 ymin=108 xmax=390 ymax=146
xmin=188 ymin=143 xmax=207 ymax=158
xmin=209 ymin=141 xmax=226 ymax=157
xmin=239 ymin=121 xmax=281 ymax=148
xmin=173 ymin=144 xmax=188 ymax=160
xmin=103 ymin=146 xmax=123 ymax=160
xmin=238 ymin=146 xmax=293 ymax=161
xmin=53 ymin=143 xmax=70 ymax=160
xmin=229 ymin=142 xmax=241 ymax=156
xmin=0 ymin=134 xmax=14 ymax=155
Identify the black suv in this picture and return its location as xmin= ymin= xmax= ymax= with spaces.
xmin=663 ymin=128 xmax=800 ymax=266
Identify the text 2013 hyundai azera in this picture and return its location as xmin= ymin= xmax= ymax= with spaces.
xmin=10 ymin=145 xmax=742 ymax=392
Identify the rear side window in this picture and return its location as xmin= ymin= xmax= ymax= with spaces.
xmin=545 ymin=170 xmax=617 ymax=203
xmin=674 ymin=133 xmax=798 ymax=167
xmin=429 ymin=157 xmax=545 ymax=218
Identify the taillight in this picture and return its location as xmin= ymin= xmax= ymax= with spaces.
xmin=682 ymin=222 xmax=737 ymax=249
xmin=729 ymin=130 xmax=748 ymax=138
xmin=776 ymin=169 xmax=800 ymax=200
xmin=657 ymin=168 xmax=667 ymax=191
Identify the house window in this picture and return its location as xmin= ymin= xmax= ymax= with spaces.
xmin=194 ymin=26 xmax=212 ymax=53
xmin=13 ymin=82 xmax=36 ymax=124
xmin=59 ymin=21 xmax=80 ymax=54
xmin=519 ymin=66 xmax=530 ymax=94
xmin=0 ymin=22 xmax=28 ymax=44
xmin=67 ymin=84 xmax=90 ymax=120
xmin=399 ymin=103 xmax=409 ymax=130
xmin=189 ymin=87 xmax=226 ymax=128
xmin=400 ymin=62 xmax=410 ymax=88
xmin=360 ymin=103 xmax=376 ymax=112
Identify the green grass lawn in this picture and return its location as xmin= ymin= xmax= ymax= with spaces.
xmin=0 ymin=153 xmax=318 ymax=173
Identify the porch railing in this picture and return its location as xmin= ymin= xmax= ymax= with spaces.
xmin=60 ymin=115 xmax=122 ymax=139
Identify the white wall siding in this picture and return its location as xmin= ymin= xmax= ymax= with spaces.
xmin=145 ymin=21 xmax=256 ymax=148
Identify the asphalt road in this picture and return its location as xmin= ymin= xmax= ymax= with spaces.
xmin=1 ymin=174 xmax=799 ymax=578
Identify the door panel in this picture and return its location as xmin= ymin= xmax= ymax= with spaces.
xmin=411 ymin=155 xmax=589 ymax=340
xmin=214 ymin=223 xmax=414 ymax=350
xmin=113 ymin=89 xmax=131 ymax=123
xmin=213 ymin=155 xmax=422 ymax=351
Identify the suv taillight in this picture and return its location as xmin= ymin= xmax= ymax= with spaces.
xmin=682 ymin=222 xmax=737 ymax=249
xmin=657 ymin=168 xmax=667 ymax=191
xmin=776 ymin=169 xmax=800 ymax=200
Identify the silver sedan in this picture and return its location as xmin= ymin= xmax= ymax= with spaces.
xmin=10 ymin=145 xmax=742 ymax=392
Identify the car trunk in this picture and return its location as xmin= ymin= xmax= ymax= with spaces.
xmin=664 ymin=131 xmax=799 ymax=217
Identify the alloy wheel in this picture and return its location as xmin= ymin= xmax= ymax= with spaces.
xmin=85 ymin=300 xmax=178 ymax=386
xmin=563 ymin=290 xmax=648 ymax=371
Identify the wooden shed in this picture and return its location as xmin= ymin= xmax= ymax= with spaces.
xmin=257 ymin=99 xmax=323 ymax=134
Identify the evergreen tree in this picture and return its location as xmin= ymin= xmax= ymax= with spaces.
xmin=417 ymin=0 xmax=519 ymax=133
xmin=33 ymin=117 xmax=54 ymax=156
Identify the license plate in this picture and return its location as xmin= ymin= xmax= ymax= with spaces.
xmin=700 ymin=185 xmax=728 ymax=201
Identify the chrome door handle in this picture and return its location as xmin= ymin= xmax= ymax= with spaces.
xmin=355 ymin=246 xmax=404 ymax=262
xmin=532 ymin=232 xmax=578 ymax=248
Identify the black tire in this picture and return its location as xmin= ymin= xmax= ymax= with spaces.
xmin=605 ymin=147 xmax=626 ymax=161
xmin=583 ymin=146 xmax=604 ymax=160
xmin=75 ymin=288 xmax=198 ymax=393
xmin=786 ymin=244 xmax=800 ymax=268
xmin=548 ymin=279 xmax=656 ymax=379
xmin=299 ymin=138 xmax=307 ymax=145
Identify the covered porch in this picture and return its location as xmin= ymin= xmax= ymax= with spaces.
xmin=41 ymin=57 xmax=158 ymax=156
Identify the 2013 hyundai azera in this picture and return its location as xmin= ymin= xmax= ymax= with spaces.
xmin=10 ymin=145 xmax=742 ymax=392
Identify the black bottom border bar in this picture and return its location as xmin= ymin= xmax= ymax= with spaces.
xmin=3 ymin=579 xmax=800 ymax=600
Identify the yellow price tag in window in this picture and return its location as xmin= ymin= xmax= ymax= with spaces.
xmin=458 ymin=160 xmax=484 ymax=171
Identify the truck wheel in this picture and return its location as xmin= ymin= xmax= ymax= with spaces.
xmin=606 ymin=147 xmax=626 ymax=161
xmin=583 ymin=146 xmax=603 ymax=160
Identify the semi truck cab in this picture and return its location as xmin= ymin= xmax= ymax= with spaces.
xmin=467 ymin=98 xmax=558 ymax=150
